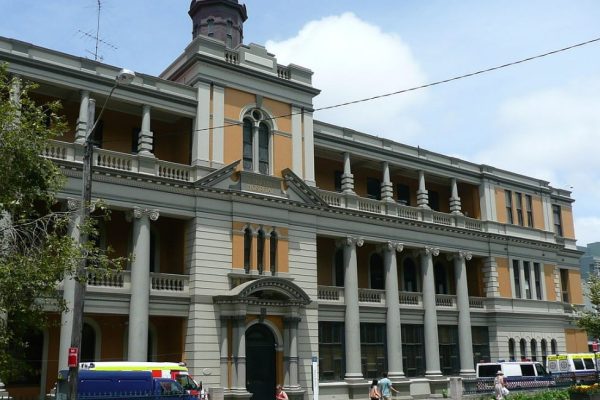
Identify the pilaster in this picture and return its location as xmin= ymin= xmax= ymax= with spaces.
xmin=302 ymin=110 xmax=315 ymax=186
xmin=482 ymin=257 xmax=500 ymax=298
xmin=192 ymin=82 xmax=211 ymax=167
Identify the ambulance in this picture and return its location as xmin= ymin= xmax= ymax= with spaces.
xmin=546 ymin=353 xmax=600 ymax=379
xmin=79 ymin=362 xmax=207 ymax=399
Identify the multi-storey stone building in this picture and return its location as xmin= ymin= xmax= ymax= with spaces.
xmin=1 ymin=1 xmax=586 ymax=399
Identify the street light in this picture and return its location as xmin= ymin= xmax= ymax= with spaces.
xmin=68 ymin=68 xmax=135 ymax=400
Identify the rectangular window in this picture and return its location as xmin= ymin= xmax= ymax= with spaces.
xmin=523 ymin=261 xmax=531 ymax=299
xmin=553 ymin=205 xmax=563 ymax=236
xmin=367 ymin=177 xmax=381 ymax=200
xmin=334 ymin=171 xmax=343 ymax=192
xmin=318 ymin=322 xmax=345 ymax=382
xmin=472 ymin=326 xmax=491 ymax=365
xmin=438 ymin=326 xmax=460 ymax=376
xmin=428 ymin=190 xmax=440 ymax=211
xmin=525 ymin=195 xmax=534 ymax=227
xmin=512 ymin=260 xmax=521 ymax=298
xmin=505 ymin=190 xmax=514 ymax=224
xmin=560 ymin=268 xmax=569 ymax=303
xmin=397 ymin=183 xmax=410 ymax=205
xmin=360 ymin=323 xmax=386 ymax=380
xmin=533 ymin=263 xmax=542 ymax=300
xmin=401 ymin=325 xmax=425 ymax=377
xmin=515 ymin=192 xmax=524 ymax=226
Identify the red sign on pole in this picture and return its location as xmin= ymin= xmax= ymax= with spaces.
xmin=593 ymin=341 xmax=598 ymax=352
xmin=68 ymin=347 xmax=78 ymax=368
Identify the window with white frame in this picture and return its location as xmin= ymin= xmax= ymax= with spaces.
xmin=525 ymin=194 xmax=534 ymax=227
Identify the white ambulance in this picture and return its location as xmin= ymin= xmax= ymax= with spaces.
xmin=546 ymin=353 xmax=600 ymax=375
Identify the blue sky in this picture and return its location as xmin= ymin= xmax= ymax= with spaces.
xmin=2 ymin=0 xmax=600 ymax=245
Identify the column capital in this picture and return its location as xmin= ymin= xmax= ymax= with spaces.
xmin=423 ymin=246 xmax=440 ymax=257
xmin=447 ymin=250 xmax=472 ymax=262
xmin=344 ymin=236 xmax=364 ymax=247
xmin=129 ymin=207 xmax=160 ymax=221
xmin=379 ymin=241 xmax=403 ymax=253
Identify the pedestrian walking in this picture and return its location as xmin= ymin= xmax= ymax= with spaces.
xmin=494 ymin=371 xmax=508 ymax=399
xmin=369 ymin=379 xmax=381 ymax=400
xmin=378 ymin=372 xmax=399 ymax=400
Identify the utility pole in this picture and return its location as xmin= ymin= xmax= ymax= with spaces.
xmin=68 ymin=99 xmax=95 ymax=400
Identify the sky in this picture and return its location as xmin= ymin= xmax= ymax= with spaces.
xmin=2 ymin=0 xmax=600 ymax=246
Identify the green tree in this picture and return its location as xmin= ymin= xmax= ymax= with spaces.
xmin=0 ymin=64 xmax=123 ymax=382
xmin=576 ymin=275 xmax=600 ymax=340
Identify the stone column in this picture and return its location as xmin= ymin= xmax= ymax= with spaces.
xmin=421 ymin=246 xmax=441 ymax=376
xmin=75 ymin=90 xmax=90 ymax=144
xmin=58 ymin=199 xmax=81 ymax=371
xmin=284 ymin=316 xmax=301 ymax=389
xmin=220 ymin=317 xmax=229 ymax=389
xmin=233 ymin=315 xmax=247 ymax=393
xmin=212 ymin=85 xmax=225 ymax=166
xmin=127 ymin=207 xmax=159 ymax=361
xmin=382 ymin=241 xmax=405 ymax=379
xmin=341 ymin=236 xmax=364 ymax=381
xmin=138 ymin=105 xmax=154 ymax=155
xmin=341 ymin=152 xmax=355 ymax=194
xmin=452 ymin=251 xmax=475 ymax=376
xmin=417 ymin=171 xmax=430 ymax=208
xmin=449 ymin=178 xmax=462 ymax=214
xmin=191 ymin=82 xmax=210 ymax=167
xmin=381 ymin=162 xmax=394 ymax=202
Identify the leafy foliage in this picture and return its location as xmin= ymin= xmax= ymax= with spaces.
xmin=577 ymin=276 xmax=600 ymax=339
xmin=479 ymin=389 xmax=569 ymax=400
xmin=0 ymin=64 xmax=126 ymax=382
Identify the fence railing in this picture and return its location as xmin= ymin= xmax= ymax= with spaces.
xmin=462 ymin=376 xmax=557 ymax=395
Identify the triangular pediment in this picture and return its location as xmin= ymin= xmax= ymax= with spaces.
xmin=195 ymin=160 xmax=240 ymax=190
xmin=282 ymin=168 xmax=328 ymax=207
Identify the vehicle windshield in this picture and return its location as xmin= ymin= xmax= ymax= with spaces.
xmin=159 ymin=380 xmax=186 ymax=395
xmin=176 ymin=374 xmax=198 ymax=390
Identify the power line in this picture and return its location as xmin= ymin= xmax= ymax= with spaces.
xmin=192 ymin=35 xmax=600 ymax=133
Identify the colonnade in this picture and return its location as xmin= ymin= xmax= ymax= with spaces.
xmin=58 ymin=205 xmax=159 ymax=370
xmin=340 ymin=236 xmax=475 ymax=380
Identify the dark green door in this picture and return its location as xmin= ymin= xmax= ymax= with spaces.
xmin=246 ymin=323 xmax=276 ymax=400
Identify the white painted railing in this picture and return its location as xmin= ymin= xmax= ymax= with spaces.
xmin=43 ymin=141 xmax=70 ymax=160
xmin=469 ymin=297 xmax=485 ymax=309
xmin=399 ymin=291 xmax=422 ymax=306
xmin=318 ymin=190 xmax=344 ymax=207
xmin=95 ymin=148 xmax=135 ymax=172
xmin=157 ymin=160 xmax=191 ymax=181
xmin=358 ymin=288 xmax=384 ymax=303
xmin=435 ymin=294 xmax=456 ymax=307
xmin=277 ymin=66 xmax=291 ymax=80
xmin=151 ymin=273 xmax=188 ymax=292
xmin=357 ymin=197 xmax=383 ymax=214
xmin=432 ymin=212 xmax=453 ymax=226
xmin=87 ymin=270 xmax=126 ymax=288
xmin=317 ymin=286 xmax=343 ymax=301
xmin=397 ymin=205 xmax=420 ymax=220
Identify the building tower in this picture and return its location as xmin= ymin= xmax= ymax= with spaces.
xmin=189 ymin=0 xmax=248 ymax=48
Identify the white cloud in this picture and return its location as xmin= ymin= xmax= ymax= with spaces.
xmin=476 ymin=78 xmax=600 ymax=245
xmin=266 ymin=12 xmax=426 ymax=140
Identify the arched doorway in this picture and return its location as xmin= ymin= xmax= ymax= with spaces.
xmin=246 ymin=323 xmax=276 ymax=400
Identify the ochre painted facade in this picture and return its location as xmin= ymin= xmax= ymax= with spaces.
xmin=544 ymin=264 xmax=557 ymax=301
xmin=567 ymin=269 xmax=584 ymax=304
xmin=495 ymin=188 xmax=507 ymax=224
xmin=496 ymin=258 xmax=511 ymax=298
xmin=562 ymin=206 xmax=576 ymax=239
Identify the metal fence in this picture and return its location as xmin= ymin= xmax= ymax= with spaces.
xmin=464 ymin=372 xmax=600 ymax=395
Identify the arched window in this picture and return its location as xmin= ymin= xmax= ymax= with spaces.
xmin=370 ymin=253 xmax=384 ymax=290
xmin=508 ymin=338 xmax=516 ymax=361
xmin=242 ymin=110 xmax=271 ymax=175
xmin=434 ymin=262 xmax=448 ymax=294
xmin=334 ymin=248 xmax=344 ymax=287
xmin=243 ymin=119 xmax=253 ymax=171
xmin=403 ymin=258 xmax=417 ymax=292
xmin=551 ymin=339 xmax=558 ymax=354
xmin=257 ymin=229 xmax=265 ymax=274
xmin=530 ymin=339 xmax=537 ymax=361
xmin=269 ymin=231 xmax=278 ymax=275
xmin=541 ymin=339 xmax=548 ymax=366
xmin=243 ymin=227 xmax=252 ymax=273
xmin=520 ymin=338 xmax=527 ymax=360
